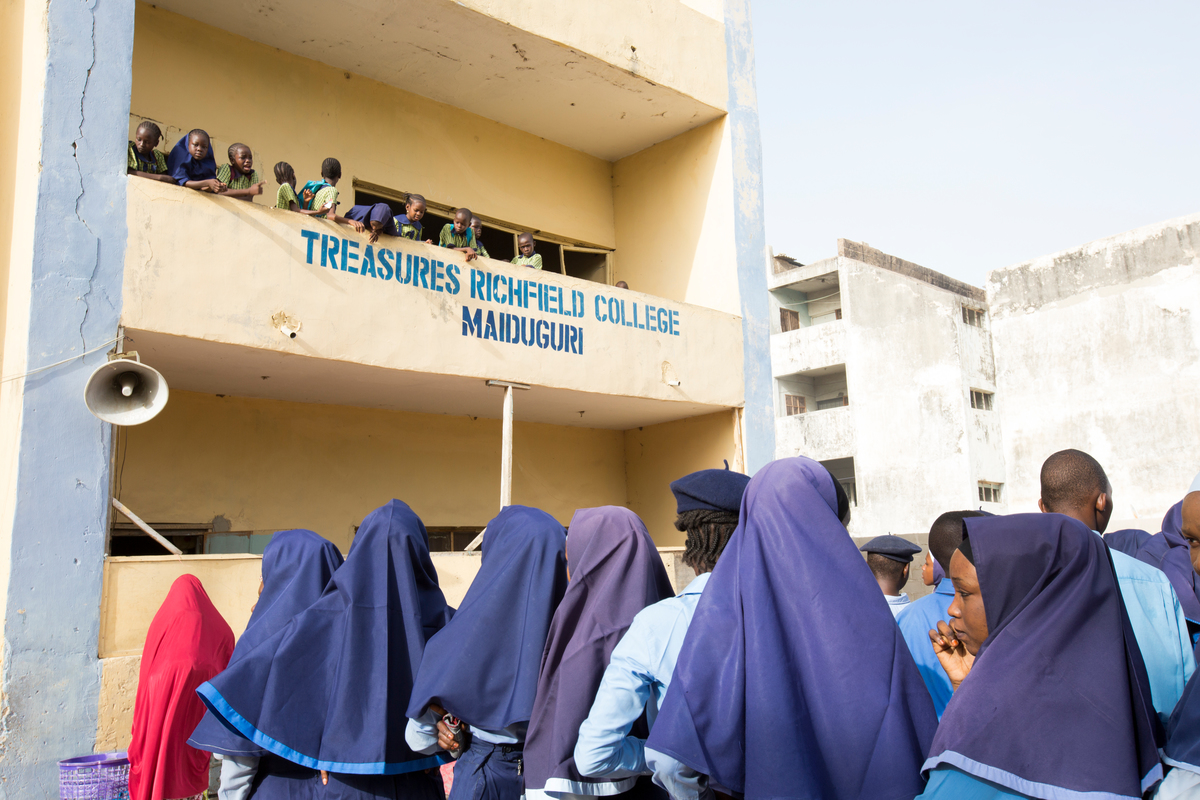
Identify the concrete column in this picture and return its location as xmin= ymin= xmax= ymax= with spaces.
xmin=500 ymin=384 xmax=513 ymax=508
xmin=0 ymin=0 xmax=136 ymax=794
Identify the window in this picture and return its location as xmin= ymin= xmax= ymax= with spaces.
xmin=970 ymin=390 xmax=994 ymax=410
xmin=784 ymin=394 xmax=805 ymax=415
xmin=817 ymin=394 xmax=848 ymax=410
xmin=838 ymin=477 xmax=857 ymax=506
xmin=962 ymin=306 xmax=985 ymax=327
xmin=780 ymin=308 xmax=800 ymax=332
xmin=978 ymin=482 xmax=1002 ymax=504
xmin=426 ymin=527 xmax=486 ymax=552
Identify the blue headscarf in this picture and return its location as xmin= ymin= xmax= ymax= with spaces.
xmin=187 ymin=529 xmax=342 ymax=757
xmin=926 ymin=513 xmax=1162 ymax=799
xmin=1165 ymin=668 xmax=1200 ymax=776
xmin=345 ymin=203 xmax=398 ymax=237
xmin=196 ymin=500 xmax=452 ymax=774
xmin=645 ymin=456 xmax=937 ymax=799
xmin=166 ymin=133 xmax=218 ymax=186
xmin=407 ymin=505 xmax=567 ymax=729
xmin=1134 ymin=502 xmax=1200 ymax=623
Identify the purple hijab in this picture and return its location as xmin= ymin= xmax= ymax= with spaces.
xmin=1135 ymin=502 xmax=1200 ymax=623
xmin=926 ymin=513 xmax=1162 ymax=799
xmin=645 ymin=456 xmax=937 ymax=799
xmin=188 ymin=529 xmax=343 ymax=756
xmin=1165 ymin=666 xmax=1200 ymax=774
xmin=523 ymin=506 xmax=673 ymax=792
xmin=406 ymin=505 xmax=567 ymax=729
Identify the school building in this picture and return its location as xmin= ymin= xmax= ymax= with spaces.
xmin=771 ymin=214 xmax=1200 ymax=552
xmin=0 ymin=0 xmax=772 ymax=793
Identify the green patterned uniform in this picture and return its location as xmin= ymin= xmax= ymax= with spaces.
xmin=127 ymin=142 xmax=168 ymax=174
xmin=216 ymin=164 xmax=261 ymax=190
xmin=310 ymin=185 xmax=338 ymax=217
xmin=512 ymin=253 xmax=544 ymax=270
xmin=474 ymin=242 xmax=490 ymax=259
xmin=439 ymin=224 xmax=476 ymax=249
xmin=275 ymin=183 xmax=298 ymax=210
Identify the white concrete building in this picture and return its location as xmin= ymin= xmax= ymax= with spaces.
xmin=770 ymin=212 xmax=1200 ymax=545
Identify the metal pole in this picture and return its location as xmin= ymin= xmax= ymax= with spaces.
xmin=500 ymin=384 xmax=514 ymax=509
xmin=112 ymin=497 xmax=183 ymax=556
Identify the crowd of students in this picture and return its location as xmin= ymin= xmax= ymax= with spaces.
xmin=123 ymin=446 xmax=1200 ymax=800
xmin=127 ymin=123 xmax=546 ymax=270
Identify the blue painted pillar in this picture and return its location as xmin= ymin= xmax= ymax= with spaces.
xmin=724 ymin=0 xmax=774 ymax=474
xmin=1 ymin=0 xmax=135 ymax=794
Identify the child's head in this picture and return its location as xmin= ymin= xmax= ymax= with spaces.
xmin=321 ymin=157 xmax=342 ymax=185
xmin=228 ymin=143 xmax=253 ymax=175
xmin=405 ymin=193 xmax=426 ymax=222
xmin=470 ymin=216 xmax=484 ymax=241
xmin=186 ymin=129 xmax=211 ymax=160
xmin=517 ymin=232 xmax=535 ymax=256
xmin=274 ymin=161 xmax=296 ymax=188
xmin=615 ymin=280 xmax=629 ymax=289
xmin=133 ymin=121 xmax=162 ymax=154
xmin=452 ymin=208 xmax=472 ymax=234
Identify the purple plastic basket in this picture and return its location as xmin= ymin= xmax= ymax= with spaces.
xmin=58 ymin=752 xmax=130 ymax=800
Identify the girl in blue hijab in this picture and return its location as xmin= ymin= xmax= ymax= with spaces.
xmin=187 ymin=529 xmax=343 ymax=799
xmin=406 ymin=505 xmax=568 ymax=800
xmin=166 ymin=129 xmax=224 ymax=193
xmin=197 ymin=500 xmax=453 ymax=800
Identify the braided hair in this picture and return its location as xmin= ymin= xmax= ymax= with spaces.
xmin=677 ymin=508 xmax=739 ymax=574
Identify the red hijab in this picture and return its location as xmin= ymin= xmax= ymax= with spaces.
xmin=129 ymin=575 xmax=234 ymax=800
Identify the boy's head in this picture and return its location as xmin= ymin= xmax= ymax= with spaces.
xmin=615 ymin=280 xmax=629 ymax=289
xmin=928 ymin=510 xmax=985 ymax=575
xmin=133 ymin=121 xmax=162 ymax=154
xmin=228 ymin=143 xmax=253 ymax=176
xmin=517 ymin=232 xmax=535 ymax=256
xmin=321 ymin=157 xmax=342 ymax=184
xmin=470 ymin=216 xmax=484 ymax=241
xmin=1038 ymin=449 xmax=1113 ymax=533
xmin=274 ymin=161 xmax=296 ymax=187
xmin=452 ymin=208 xmax=472 ymax=234
xmin=405 ymin=193 xmax=426 ymax=222
xmin=186 ymin=129 xmax=210 ymax=160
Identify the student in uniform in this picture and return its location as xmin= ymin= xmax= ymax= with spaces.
xmin=273 ymin=162 xmax=300 ymax=211
xmin=166 ymin=129 xmax=226 ymax=194
xmin=1131 ymin=489 xmax=1200 ymax=641
xmin=127 ymin=121 xmax=173 ymax=183
xmin=921 ymin=548 xmax=945 ymax=589
xmin=395 ymin=194 xmax=430 ymax=242
xmin=897 ymin=511 xmax=985 ymax=719
xmin=523 ymin=506 xmax=674 ymax=799
xmin=187 ymin=529 xmax=343 ymax=800
xmin=129 ymin=575 xmax=234 ymax=800
xmin=439 ymin=207 xmax=479 ymax=260
xmin=513 ymin=233 xmax=543 ymax=270
xmin=860 ymin=534 xmax=922 ymax=617
xmin=573 ymin=465 xmax=750 ymax=790
xmin=197 ymin=500 xmax=453 ymax=800
xmin=297 ymin=157 xmax=361 ymax=230
xmin=215 ymin=143 xmax=265 ymax=201
xmin=470 ymin=217 xmax=490 ymax=259
xmin=406 ymin=505 xmax=568 ymax=800
xmin=644 ymin=456 xmax=937 ymax=800
xmin=342 ymin=202 xmax=399 ymax=244
xmin=1039 ymin=448 xmax=1195 ymax=723
xmin=919 ymin=513 xmax=1161 ymax=800
xmin=1157 ymin=495 xmax=1200 ymax=798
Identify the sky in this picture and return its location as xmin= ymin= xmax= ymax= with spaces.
xmin=750 ymin=1 xmax=1200 ymax=287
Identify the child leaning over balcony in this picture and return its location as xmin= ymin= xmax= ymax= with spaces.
xmin=274 ymin=162 xmax=300 ymax=211
xmin=215 ymin=143 xmax=266 ymax=202
xmin=470 ymin=216 xmax=490 ymax=259
xmin=296 ymin=157 xmax=358 ymax=227
xmin=127 ymin=121 xmax=173 ymax=183
xmin=512 ymin=232 xmax=543 ymax=270
xmin=166 ymin=129 xmax=226 ymax=194
xmin=395 ymin=193 xmax=432 ymax=243
xmin=439 ymin=207 xmax=478 ymax=261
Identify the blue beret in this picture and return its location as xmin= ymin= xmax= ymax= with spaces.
xmin=671 ymin=463 xmax=751 ymax=514
xmin=859 ymin=535 xmax=922 ymax=563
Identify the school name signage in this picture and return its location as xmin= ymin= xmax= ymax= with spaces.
xmin=301 ymin=231 xmax=682 ymax=357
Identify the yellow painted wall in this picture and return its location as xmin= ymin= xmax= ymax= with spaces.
xmin=129 ymin=3 xmax=616 ymax=249
xmin=0 ymin=0 xmax=24 ymax=379
xmin=612 ymin=117 xmax=740 ymax=315
xmin=624 ymin=410 xmax=740 ymax=546
xmin=118 ymin=390 xmax=628 ymax=550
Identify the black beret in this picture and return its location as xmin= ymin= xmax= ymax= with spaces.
xmin=670 ymin=462 xmax=751 ymax=514
xmin=859 ymin=534 xmax=922 ymax=563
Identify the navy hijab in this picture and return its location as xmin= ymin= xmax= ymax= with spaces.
xmin=926 ymin=513 xmax=1162 ymax=800
xmin=345 ymin=203 xmax=398 ymax=237
xmin=188 ymin=529 xmax=343 ymax=757
xmin=1135 ymin=501 xmax=1200 ymax=623
xmin=645 ymin=456 xmax=937 ymax=800
xmin=167 ymin=133 xmax=218 ymax=186
xmin=523 ymin=506 xmax=674 ymax=792
xmin=1165 ymin=664 xmax=1200 ymax=776
xmin=197 ymin=500 xmax=453 ymax=774
xmin=407 ymin=505 xmax=567 ymax=729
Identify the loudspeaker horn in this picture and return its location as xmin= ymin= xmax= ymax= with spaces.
xmin=83 ymin=352 xmax=169 ymax=426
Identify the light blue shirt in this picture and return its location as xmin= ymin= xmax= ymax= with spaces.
xmin=405 ymin=711 xmax=525 ymax=756
xmin=1105 ymin=540 xmax=1196 ymax=725
xmin=575 ymin=572 xmax=711 ymax=800
xmin=886 ymin=592 xmax=911 ymax=618
xmin=897 ymin=579 xmax=956 ymax=719
xmin=917 ymin=766 xmax=1028 ymax=799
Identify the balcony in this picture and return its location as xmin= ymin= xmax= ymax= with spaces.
xmin=121 ymin=180 xmax=744 ymax=429
xmin=775 ymin=404 xmax=855 ymax=462
xmin=771 ymin=317 xmax=847 ymax=377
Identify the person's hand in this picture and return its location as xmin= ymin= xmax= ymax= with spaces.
xmin=252 ymin=181 xmax=265 ymax=196
xmin=424 ymin=238 xmax=433 ymax=245
xmin=302 ymin=188 xmax=314 ymax=203
xmin=320 ymin=770 xmax=329 ymax=786
xmin=929 ymin=620 xmax=974 ymax=690
xmin=349 ymin=220 xmax=366 ymax=233
xmin=465 ymin=248 xmax=477 ymax=261
xmin=436 ymin=718 xmax=459 ymax=752
xmin=367 ymin=229 xmax=380 ymax=244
